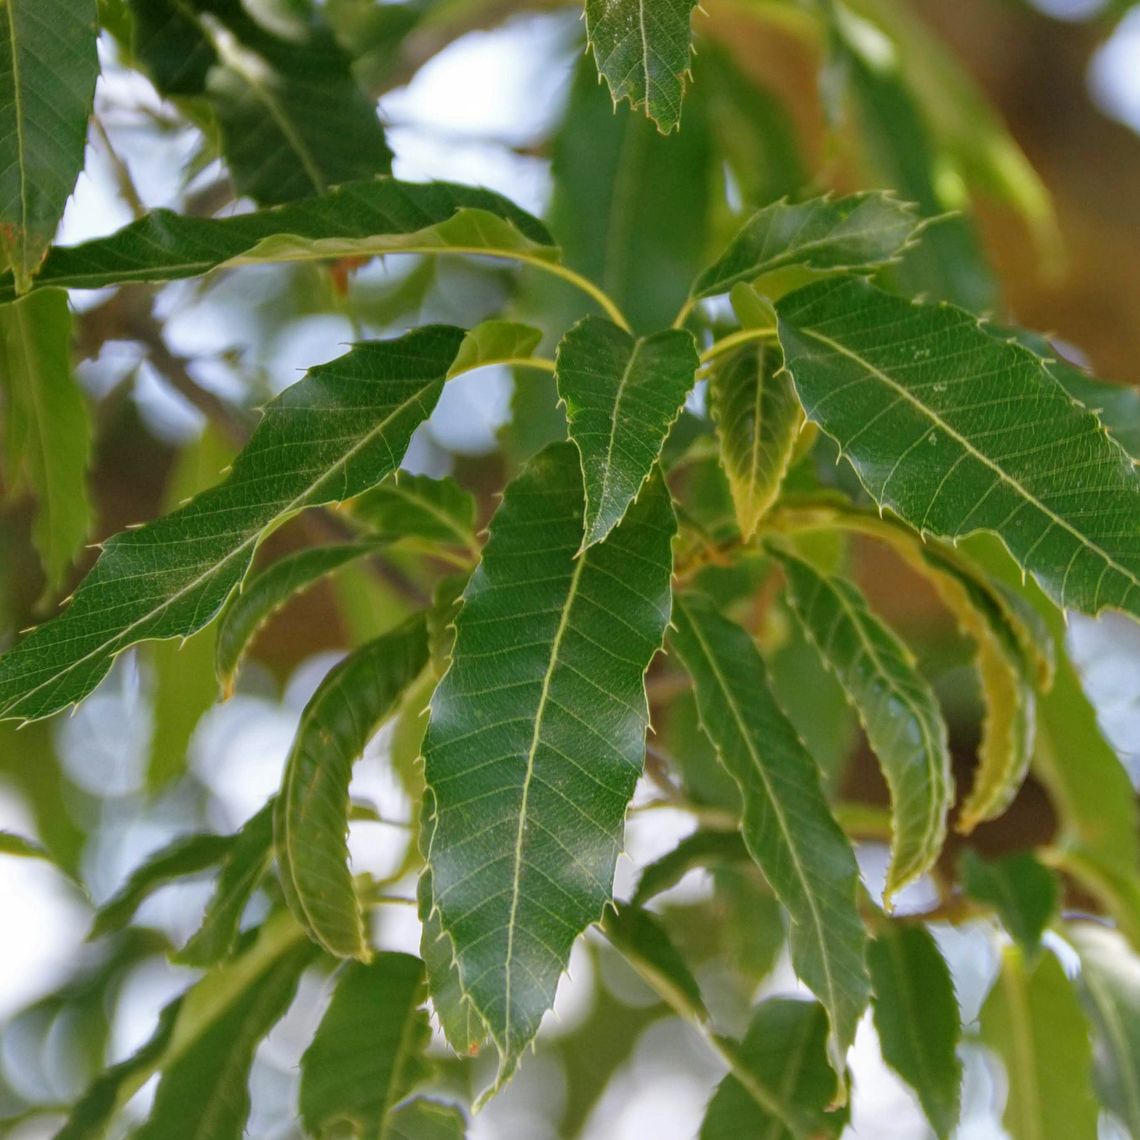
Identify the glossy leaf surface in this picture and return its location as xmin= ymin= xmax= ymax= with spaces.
xmin=422 ymin=442 xmax=674 ymax=1083
xmin=555 ymin=316 xmax=697 ymax=546
xmin=0 ymin=327 xmax=462 ymax=722
xmin=670 ymin=591 xmax=869 ymax=1072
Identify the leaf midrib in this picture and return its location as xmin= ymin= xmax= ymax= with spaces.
xmin=4 ymin=0 xmax=28 ymax=264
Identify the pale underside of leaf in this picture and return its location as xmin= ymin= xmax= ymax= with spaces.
xmin=774 ymin=549 xmax=952 ymax=900
xmin=276 ymin=615 xmax=429 ymax=960
xmin=422 ymin=441 xmax=675 ymax=1086
xmin=0 ymin=326 xmax=462 ymax=723
xmin=776 ymin=277 xmax=1140 ymax=623
xmin=669 ymin=591 xmax=869 ymax=1078
xmin=555 ymin=316 xmax=697 ymax=547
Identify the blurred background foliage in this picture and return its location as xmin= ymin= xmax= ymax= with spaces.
xmin=1 ymin=0 xmax=1140 ymax=1135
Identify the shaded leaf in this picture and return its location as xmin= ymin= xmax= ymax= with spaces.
xmin=0 ymin=289 xmax=92 ymax=590
xmin=276 ymin=615 xmax=429 ymax=960
xmin=1046 ymin=357 xmax=1140 ymax=461
xmin=691 ymin=192 xmax=921 ymax=301
xmin=669 ymin=591 xmax=869 ymax=1074
xmin=0 ymin=326 xmax=463 ymax=723
xmin=0 ymin=179 xmax=554 ymax=299
xmin=0 ymin=0 xmax=98 ymax=289
xmin=387 ymin=1099 xmax=466 ymax=1140
xmin=1068 ymin=922 xmax=1140 ymax=1137
xmin=960 ymin=849 xmax=1058 ymax=959
xmin=348 ymin=475 xmax=478 ymax=557
xmin=979 ymin=946 xmax=1099 ymax=1140
xmin=215 ymin=544 xmax=373 ymax=698
xmin=710 ymin=340 xmax=802 ymax=539
xmin=300 ymin=953 xmax=432 ymax=1139
xmin=633 ymin=829 xmax=751 ymax=905
xmin=774 ymin=549 xmax=952 ymax=899
xmin=867 ymin=924 xmax=961 ymax=1138
xmin=777 ymin=277 xmax=1140 ymax=622
xmin=700 ymin=999 xmax=848 ymax=1140
xmin=585 ymin=0 xmax=697 ymax=133
xmin=422 ymin=442 xmax=674 ymax=1085
xmin=176 ymin=799 xmax=275 ymax=967
xmin=555 ymin=316 xmax=697 ymax=546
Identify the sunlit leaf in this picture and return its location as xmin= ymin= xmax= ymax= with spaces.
xmin=960 ymin=849 xmax=1057 ymax=959
xmin=0 ymin=289 xmax=92 ymax=590
xmin=774 ymin=549 xmax=952 ymax=899
xmin=0 ymin=327 xmax=463 ymax=723
xmin=1068 ymin=922 xmax=1140 ymax=1137
xmin=300 ymin=953 xmax=433 ymax=1138
xmin=691 ymin=192 xmax=920 ymax=301
xmin=276 ymin=615 xmax=429 ymax=960
xmin=555 ymin=316 xmax=697 ymax=546
xmin=700 ymin=999 xmax=848 ymax=1139
xmin=670 ymin=591 xmax=869 ymax=1074
xmin=584 ymin=0 xmax=697 ymax=133
xmin=422 ymin=442 xmax=675 ymax=1086
xmin=867 ymin=924 xmax=961 ymax=1138
xmin=979 ymin=946 xmax=1099 ymax=1140
xmin=0 ymin=0 xmax=98 ymax=289
xmin=0 ymin=179 xmax=555 ymax=299
xmin=777 ymin=277 xmax=1140 ymax=622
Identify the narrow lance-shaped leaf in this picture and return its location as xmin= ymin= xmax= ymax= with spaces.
xmin=0 ymin=288 xmax=92 ymax=590
xmin=669 ymin=591 xmax=870 ymax=1076
xmin=555 ymin=316 xmax=697 ymax=547
xmin=979 ymin=946 xmax=1099 ymax=1140
xmin=0 ymin=178 xmax=555 ymax=300
xmin=1068 ymin=922 xmax=1140 ymax=1137
xmin=960 ymin=849 xmax=1058 ymax=960
xmin=0 ymin=326 xmax=463 ymax=723
xmin=0 ymin=0 xmax=98 ymax=289
xmin=348 ymin=475 xmax=478 ymax=556
xmin=773 ymin=549 xmax=953 ymax=900
xmin=276 ymin=615 xmax=429 ymax=960
xmin=215 ymin=544 xmax=374 ymax=698
xmin=422 ymin=442 xmax=675 ymax=1086
xmin=867 ymin=924 xmax=961 ymax=1138
xmin=176 ymin=799 xmax=276 ymax=967
xmin=387 ymin=1100 xmax=466 ymax=1140
xmin=700 ymin=1000 xmax=848 ymax=1140
xmin=633 ymin=829 xmax=751 ymax=906
xmin=711 ymin=340 xmax=803 ymax=539
xmin=584 ymin=0 xmax=697 ymax=133
xmin=300 ymin=953 xmax=434 ymax=1140
xmin=134 ymin=941 xmax=314 ymax=1140
xmin=690 ymin=192 xmax=921 ymax=301
xmin=776 ymin=277 xmax=1140 ymax=622
xmin=447 ymin=319 xmax=543 ymax=379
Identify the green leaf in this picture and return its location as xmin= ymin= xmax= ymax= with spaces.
xmin=600 ymin=902 xmax=707 ymax=1023
xmin=773 ymin=549 xmax=952 ymax=900
xmin=867 ymin=924 xmax=961 ymax=1138
xmin=300 ymin=953 xmax=433 ymax=1139
xmin=1068 ymin=922 xmax=1140 ymax=1137
xmin=176 ymin=800 xmax=275 ymax=967
xmin=276 ymin=614 xmax=429 ymax=960
xmin=979 ymin=946 xmax=1099 ymax=1140
xmin=0 ymin=178 xmax=555 ymax=299
xmin=89 ymin=832 xmax=234 ymax=940
xmin=633 ymin=829 xmax=751 ymax=906
xmin=0 ymin=829 xmax=52 ymax=861
xmin=776 ymin=277 xmax=1140 ymax=622
xmin=700 ymin=1000 xmax=848 ymax=1140
xmin=387 ymin=1099 xmax=466 ymax=1140
xmin=555 ymin=317 xmax=697 ymax=547
xmin=0 ymin=326 xmax=463 ymax=723
xmin=129 ymin=0 xmax=392 ymax=204
xmin=134 ymin=941 xmax=313 ymax=1140
xmin=710 ymin=341 xmax=803 ymax=540
xmin=960 ymin=850 xmax=1058 ymax=959
xmin=215 ymin=544 xmax=373 ymax=698
xmin=0 ymin=0 xmax=98 ymax=289
xmin=0 ymin=288 xmax=92 ymax=590
xmin=448 ymin=319 xmax=544 ymax=378
xmin=348 ymin=474 xmax=478 ymax=557
xmin=1047 ymin=359 xmax=1140 ymax=461
xmin=669 ymin=591 xmax=869 ymax=1075
xmin=584 ymin=0 xmax=697 ymax=133
xmin=549 ymin=55 xmax=713 ymax=333
xmin=690 ymin=192 xmax=921 ymax=301
xmin=421 ymin=442 xmax=675 ymax=1085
